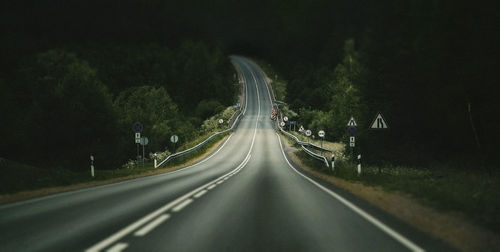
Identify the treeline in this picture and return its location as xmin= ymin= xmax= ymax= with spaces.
xmin=1 ymin=0 xmax=499 ymax=168
xmin=0 ymin=41 xmax=237 ymax=171
xmin=263 ymin=1 xmax=500 ymax=167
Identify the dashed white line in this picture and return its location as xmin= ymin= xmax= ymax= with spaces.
xmin=106 ymin=243 xmax=128 ymax=252
xmin=87 ymin=59 xmax=260 ymax=252
xmin=207 ymin=184 xmax=216 ymax=190
xmin=134 ymin=214 xmax=170 ymax=237
xmin=172 ymin=199 xmax=194 ymax=212
xmin=216 ymin=180 xmax=224 ymax=184
xmin=194 ymin=190 xmax=207 ymax=198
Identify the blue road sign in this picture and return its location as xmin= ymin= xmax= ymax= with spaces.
xmin=288 ymin=121 xmax=297 ymax=125
xmin=348 ymin=126 xmax=357 ymax=136
xmin=133 ymin=122 xmax=143 ymax=133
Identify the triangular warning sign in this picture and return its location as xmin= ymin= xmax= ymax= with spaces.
xmin=370 ymin=112 xmax=389 ymax=129
xmin=347 ymin=117 xmax=357 ymax=127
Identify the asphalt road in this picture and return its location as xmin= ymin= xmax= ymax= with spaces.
xmin=0 ymin=57 xmax=451 ymax=252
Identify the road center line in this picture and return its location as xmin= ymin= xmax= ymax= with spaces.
xmin=194 ymin=190 xmax=207 ymax=198
xmin=207 ymin=184 xmax=216 ymax=190
xmin=172 ymin=199 xmax=194 ymax=212
xmin=106 ymin=243 xmax=128 ymax=252
xmin=134 ymin=214 xmax=170 ymax=237
xmin=86 ymin=60 xmax=259 ymax=252
xmin=275 ymin=133 xmax=424 ymax=252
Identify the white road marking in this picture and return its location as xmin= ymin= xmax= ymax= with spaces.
xmin=194 ymin=190 xmax=207 ymax=198
xmin=216 ymin=180 xmax=224 ymax=184
xmin=172 ymin=199 xmax=194 ymax=212
xmin=106 ymin=243 xmax=128 ymax=252
xmin=86 ymin=59 xmax=259 ymax=252
xmin=134 ymin=214 xmax=170 ymax=237
xmin=207 ymin=184 xmax=216 ymax=190
xmin=276 ymin=133 xmax=425 ymax=252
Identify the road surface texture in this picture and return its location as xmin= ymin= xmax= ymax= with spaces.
xmin=0 ymin=56 xmax=452 ymax=251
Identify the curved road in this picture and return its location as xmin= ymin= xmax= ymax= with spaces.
xmin=0 ymin=57 xmax=450 ymax=251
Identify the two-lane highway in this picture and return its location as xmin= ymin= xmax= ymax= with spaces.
xmin=0 ymin=57 xmax=450 ymax=251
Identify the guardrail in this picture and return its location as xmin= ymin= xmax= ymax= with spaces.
xmin=277 ymin=125 xmax=330 ymax=168
xmin=301 ymin=145 xmax=330 ymax=167
xmin=155 ymin=111 xmax=243 ymax=168
xmin=255 ymin=61 xmax=331 ymax=168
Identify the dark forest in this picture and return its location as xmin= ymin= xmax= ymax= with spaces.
xmin=1 ymin=0 xmax=499 ymax=170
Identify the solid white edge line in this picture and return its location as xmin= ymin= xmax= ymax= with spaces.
xmin=193 ymin=190 xmax=207 ymax=198
xmin=106 ymin=243 xmax=128 ymax=252
xmin=275 ymin=133 xmax=425 ymax=252
xmin=172 ymin=199 xmax=194 ymax=212
xmin=134 ymin=214 xmax=170 ymax=237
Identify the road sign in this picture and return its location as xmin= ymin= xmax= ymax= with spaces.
xmin=305 ymin=130 xmax=312 ymax=137
xmin=318 ymin=130 xmax=325 ymax=138
xmin=299 ymin=126 xmax=304 ymax=132
xmin=347 ymin=117 xmax=357 ymax=127
xmin=140 ymin=137 xmax=149 ymax=146
xmin=132 ymin=122 xmax=143 ymax=133
xmin=289 ymin=121 xmax=297 ymax=125
xmin=170 ymin=135 xmax=179 ymax=143
xmin=280 ymin=122 xmax=285 ymax=127
xmin=218 ymin=119 xmax=224 ymax=124
xmin=283 ymin=116 xmax=288 ymax=122
xmin=350 ymin=136 xmax=355 ymax=143
xmin=135 ymin=133 xmax=141 ymax=143
xmin=348 ymin=127 xmax=357 ymax=136
xmin=350 ymin=142 xmax=355 ymax=147
xmin=370 ymin=112 xmax=389 ymax=129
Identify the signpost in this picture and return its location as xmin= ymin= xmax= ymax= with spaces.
xmin=289 ymin=121 xmax=297 ymax=131
xmin=140 ymin=137 xmax=149 ymax=167
xmin=370 ymin=112 xmax=389 ymax=129
xmin=305 ymin=129 xmax=312 ymax=137
xmin=346 ymin=117 xmax=357 ymax=159
xmin=280 ymin=121 xmax=285 ymax=127
xmin=133 ymin=122 xmax=143 ymax=166
xmin=218 ymin=119 xmax=224 ymax=125
xmin=299 ymin=126 xmax=304 ymax=133
xmin=347 ymin=117 xmax=357 ymax=127
xmin=318 ymin=130 xmax=325 ymax=153
xmin=170 ymin=135 xmax=179 ymax=152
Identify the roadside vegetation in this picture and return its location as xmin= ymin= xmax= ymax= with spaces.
xmin=0 ymin=119 xmax=232 ymax=196
xmin=267 ymin=59 xmax=500 ymax=234
xmin=0 ymin=41 xmax=238 ymax=176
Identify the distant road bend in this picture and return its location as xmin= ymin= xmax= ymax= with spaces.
xmin=0 ymin=56 xmax=451 ymax=251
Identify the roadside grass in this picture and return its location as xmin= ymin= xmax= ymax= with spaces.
xmin=295 ymin=150 xmax=500 ymax=234
xmin=0 ymin=132 xmax=230 ymax=195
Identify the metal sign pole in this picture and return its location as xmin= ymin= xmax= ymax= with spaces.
xmin=137 ymin=144 xmax=139 ymax=166
xmin=142 ymin=144 xmax=145 ymax=167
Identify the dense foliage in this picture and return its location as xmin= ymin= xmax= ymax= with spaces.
xmin=0 ymin=42 xmax=236 ymax=170
xmin=1 ymin=0 xmax=499 ymax=169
